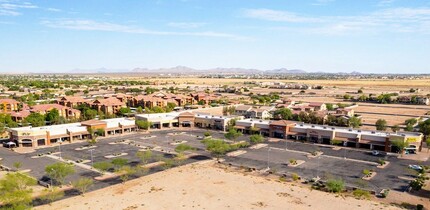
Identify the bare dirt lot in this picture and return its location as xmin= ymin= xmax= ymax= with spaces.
xmin=36 ymin=161 xmax=402 ymax=210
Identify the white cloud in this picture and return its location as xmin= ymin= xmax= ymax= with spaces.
xmin=311 ymin=0 xmax=335 ymax=6
xmin=0 ymin=0 xmax=37 ymax=16
xmin=377 ymin=0 xmax=395 ymax=7
xmin=46 ymin=8 xmax=61 ymax=12
xmin=243 ymin=8 xmax=321 ymax=23
xmin=244 ymin=7 xmax=430 ymax=35
xmin=40 ymin=19 xmax=250 ymax=40
xmin=167 ymin=22 xmax=207 ymax=29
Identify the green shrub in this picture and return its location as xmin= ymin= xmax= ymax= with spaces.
xmin=175 ymin=144 xmax=195 ymax=153
xmin=231 ymin=141 xmax=250 ymax=149
xmin=291 ymin=173 xmax=300 ymax=181
xmin=93 ymin=161 xmax=113 ymax=172
xmin=326 ymin=179 xmax=345 ymax=193
xmin=362 ymin=169 xmax=371 ymax=177
xmin=378 ymin=159 xmax=386 ymax=166
xmin=249 ymin=134 xmax=264 ymax=144
xmin=352 ymin=189 xmax=371 ymax=199
xmin=417 ymin=204 xmax=424 ymax=210
xmin=289 ymin=159 xmax=297 ymax=165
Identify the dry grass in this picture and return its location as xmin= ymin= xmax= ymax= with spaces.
xmin=92 ymin=75 xmax=430 ymax=88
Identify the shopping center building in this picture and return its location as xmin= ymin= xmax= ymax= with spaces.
xmin=234 ymin=119 xmax=423 ymax=152
xmin=8 ymin=118 xmax=137 ymax=147
xmin=135 ymin=112 xmax=243 ymax=131
xmin=8 ymin=111 xmax=423 ymax=152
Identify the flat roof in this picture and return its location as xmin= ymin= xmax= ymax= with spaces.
xmin=237 ymin=119 xmax=422 ymax=137
xmin=9 ymin=118 xmax=135 ymax=135
xmin=136 ymin=113 xmax=180 ymax=121
xmin=237 ymin=118 xmax=271 ymax=125
xmin=195 ymin=113 xmax=238 ymax=120
xmin=295 ymin=123 xmax=422 ymax=137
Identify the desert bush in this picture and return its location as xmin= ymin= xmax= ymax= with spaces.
xmin=352 ymin=189 xmax=371 ymax=199
xmin=291 ymin=173 xmax=300 ymax=181
xmin=326 ymin=179 xmax=345 ymax=193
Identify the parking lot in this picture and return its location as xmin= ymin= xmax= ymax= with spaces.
xmin=1 ymin=128 xmax=428 ymax=196
xmin=145 ymin=129 xmax=426 ymax=192
xmin=0 ymin=131 xmax=210 ymax=199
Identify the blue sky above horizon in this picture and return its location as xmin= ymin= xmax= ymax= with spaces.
xmin=1 ymin=0 xmax=430 ymax=74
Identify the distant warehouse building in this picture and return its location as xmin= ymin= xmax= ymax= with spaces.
xmin=234 ymin=119 xmax=423 ymax=153
xmin=8 ymin=118 xmax=137 ymax=148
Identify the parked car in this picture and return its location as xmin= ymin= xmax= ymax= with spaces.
xmin=371 ymin=150 xmax=380 ymax=156
xmin=38 ymin=176 xmax=59 ymax=187
xmin=408 ymin=165 xmax=423 ymax=171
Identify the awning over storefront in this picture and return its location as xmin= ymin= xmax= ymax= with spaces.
xmin=286 ymin=131 xmax=302 ymax=135
xmin=359 ymin=140 xmax=385 ymax=146
xmin=333 ymin=137 xmax=358 ymax=142
xmin=234 ymin=125 xmax=248 ymax=129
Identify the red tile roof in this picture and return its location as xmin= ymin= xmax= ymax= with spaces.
xmin=92 ymin=97 xmax=124 ymax=106
xmin=59 ymin=96 xmax=87 ymax=103
xmin=0 ymin=98 xmax=19 ymax=104
xmin=9 ymin=110 xmax=30 ymax=118
xmin=309 ymin=102 xmax=324 ymax=107
xmin=31 ymin=104 xmax=67 ymax=112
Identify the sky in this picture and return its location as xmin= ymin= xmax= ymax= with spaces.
xmin=1 ymin=0 xmax=430 ymax=74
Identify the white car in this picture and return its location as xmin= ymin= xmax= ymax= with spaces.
xmin=371 ymin=150 xmax=380 ymax=156
xmin=408 ymin=165 xmax=423 ymax=171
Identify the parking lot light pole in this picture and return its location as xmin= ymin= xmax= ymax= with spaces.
xmin=58 ymin=139 xmax=63 ymax=160
xmin=50 ymin=168 xmax=56 ymax=189
xmin=285 ymin=139 xmax=288 ymax=151
xmin=89 ymin=149 xmax=95 ymax=168
xmin=266 ymin=146 xmax=271 ymax=170
xmin=316 ymin=156 xmax=320 ymax=179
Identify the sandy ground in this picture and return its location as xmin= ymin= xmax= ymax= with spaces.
xmin=36 ymin=161 xmax=401 ymax=210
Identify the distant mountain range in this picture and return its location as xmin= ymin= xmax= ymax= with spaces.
xmin=35 ymin=66 xmax=361 ymax=75
xmin=131 ymin=66 xmax=311 ymax=74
